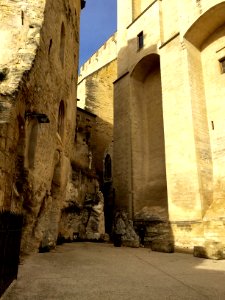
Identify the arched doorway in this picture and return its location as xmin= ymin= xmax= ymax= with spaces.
xmin=130 ymin=54 xmax=168 ymax=216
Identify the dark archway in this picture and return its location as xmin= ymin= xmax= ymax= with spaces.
xmin=104 ymin=154 xmax=112 ymax=181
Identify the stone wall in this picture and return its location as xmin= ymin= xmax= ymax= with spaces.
xmin=77 ymin=36 xmax=118 ymax=236
xmin=114 ymin=0 xmax=225 ymax=258
xmin=79 ymin=33 xmax=117 ymax=89
xmin=72 ymin=107 xmax=96 ymax=170
xmin=58 ymin=168 xmax=104 ymax=242
xmin=0 ymin=0 xmax=82 ymax=254
xmin=57 ymin=105 xmax=108 ymax=242
xmin=78 ymin=42 xmax=117 ymax=183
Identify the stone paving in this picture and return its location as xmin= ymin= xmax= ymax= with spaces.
xmin=2 ymin=242 xmax=225 ymax=300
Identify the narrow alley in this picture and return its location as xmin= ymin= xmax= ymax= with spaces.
xmin=2 ymin=243 xmax=225 ymax=300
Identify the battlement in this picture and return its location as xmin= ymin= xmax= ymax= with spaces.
xmin=78 ymin=32 xmax=117 ymax=82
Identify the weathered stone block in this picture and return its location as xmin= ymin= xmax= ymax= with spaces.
xmin=151 ymin=240 xmax=174 ymax=253
xmin=122 ymin=240 xmax=140 ymax=248
xmin=194 ymin=243 xmax=225 ymax=260
xmin=193 ymin=246 xmax=208 ymax=259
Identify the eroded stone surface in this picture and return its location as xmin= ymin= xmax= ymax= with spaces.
xmin=59 ymin=181 xmax=106 ymax=242
xmin=0 ymin=0 xmax=82 ymax=254
xmin=114 ymin=211 xmax=140 ymax=248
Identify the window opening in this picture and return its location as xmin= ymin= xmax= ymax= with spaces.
xmin=60 ymin=23 xmax=66 ymax=66
xmin=219 ymin=57 xmax=225 ymax=73
xmin=137 ymin=31 xmax=144 ymax=50
xmin=58 ymin=101 xmax=65 ymax=138
xmin=48 ymin=39 xmax=52 ymax=55
xmin=21 ymin=11 xmax=24 ymax=25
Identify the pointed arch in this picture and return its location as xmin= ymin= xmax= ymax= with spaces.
xmin=184 ymin=2 xmax=225 ymax=49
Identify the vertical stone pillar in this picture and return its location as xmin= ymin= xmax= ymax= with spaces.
xmin=160 ymin=36 xmax=205 ymax=250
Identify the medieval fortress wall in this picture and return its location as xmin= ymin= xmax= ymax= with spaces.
xmin=113 ymin=0 xmax=225 ymax=258
xmin=76 ymin=0 xmax=225 ymax=258
xmin=1 ymin=0 xmax=225 ymax=259
xmin=79 ymin=32 xmax=117 ymax=85
xmin=0 ymin=0 xmax=82 ymax=253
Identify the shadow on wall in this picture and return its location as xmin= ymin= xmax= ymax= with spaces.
xmin=72 ymin=110 xmax=114 ymax=236
xmin=73 ymin=111 xmax=113 ymax=187
xmin=103 ymin=153 xmax=114 ymax=235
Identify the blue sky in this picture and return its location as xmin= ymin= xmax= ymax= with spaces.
xmin=79 ymin=0 xmax=117 ymax=68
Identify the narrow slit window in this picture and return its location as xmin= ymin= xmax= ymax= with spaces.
xmin=137 ymin=31 xmax=144 ymax=50
xmin=58 ymin=100 xmax=65 ymax=138
xmin=60 ymin=23 xmax=66 ymax=66
xmin=219 ymin=57 xmax=225 ymax=73
xmin=21 ymin=11 xmax=24 ymax=25
xmin=48 ymin=39 xmax=52 ymax=55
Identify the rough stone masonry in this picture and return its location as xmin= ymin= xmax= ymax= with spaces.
xmin=0 ymin=0 xmax=84 ymax=254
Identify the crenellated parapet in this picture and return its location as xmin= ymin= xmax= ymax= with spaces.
xmin=78 ymin=32 xmax=117 ymax=82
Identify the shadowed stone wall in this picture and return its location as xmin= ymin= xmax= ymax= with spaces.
xmin=78 ymin=35 xmax=117 ymax=183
